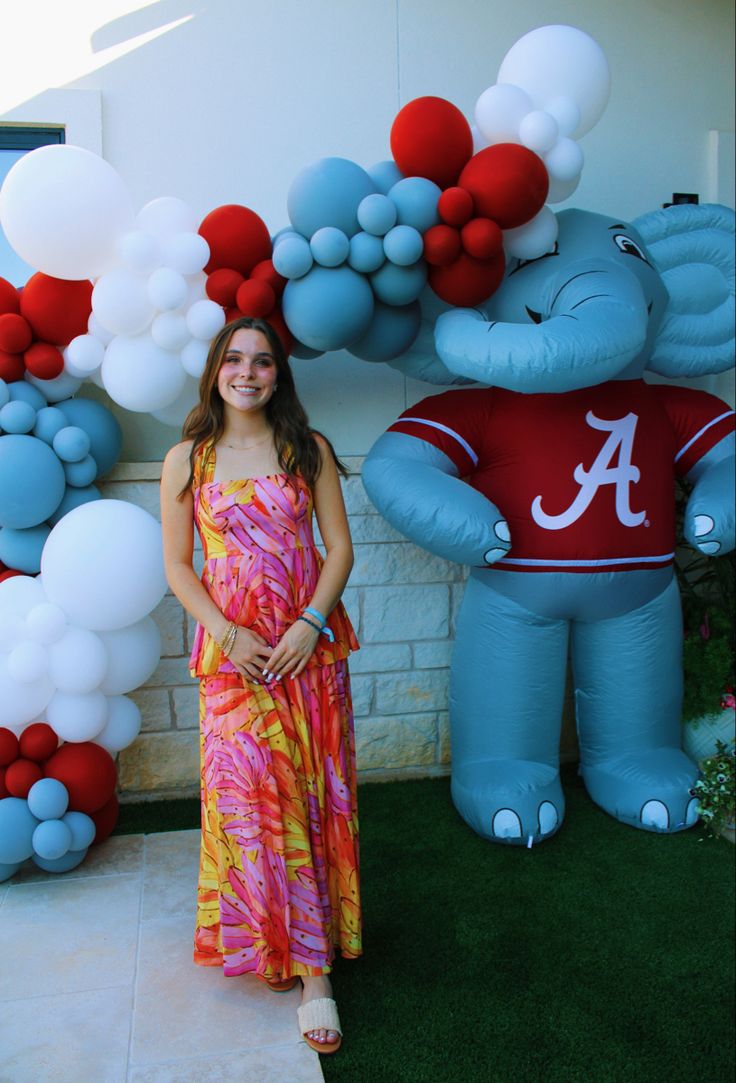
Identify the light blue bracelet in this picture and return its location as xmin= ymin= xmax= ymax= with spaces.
xmin=302 ymin=606 xmax=335 ymax=642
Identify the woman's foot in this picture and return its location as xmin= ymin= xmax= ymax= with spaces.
xmin=299 ymin=975 xmax=341 ymax=1051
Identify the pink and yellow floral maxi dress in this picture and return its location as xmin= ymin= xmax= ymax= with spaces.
xmin=189 ymin=443 xmax=361 ymax=980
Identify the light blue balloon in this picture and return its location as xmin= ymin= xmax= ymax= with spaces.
xmin=53 ymin=425 xmax=91 ymax=463
xmin=33 ymin=406 xmax=67 ymax=445
xmin=0 ymin=378 xmax=9 ymax=408
xmin=288 ymin=157 xmax=376 ymax=239
xmin=310 ymin=227 xmax=350 ymax=268
xmin=61 ymin=810 xmax=96 ymax=851
xmin=0 ymin=400 xmax=36 ymax=434
xmin=8 ymin=380 xmax=46 ymax=410
xmin=32 ymin=846 xmax=88 ymax=873
xmin=272 ymin=226 xmax=301 ymax=246
xmin=32 ymin=819 xmax=73 ymax=860
xmin=55 ymin=398 xmax=122 ymax=478
xmin=0 ymin=435 xmax=65 ymax=529
xmin=371 ymin=261 xmax=428 ymax=306
xmin=358 ymin=194 xmax=397 ymax=237
xmin=290 ymin=341 xmax=324 ymax=360
xmin=389 ymin=177 xmax=442 ymax=232
xmin=383 ymin=225 xmax=424 ymax=267
xmin=368 ymin=159 xmax=404 ymax=195
xmin=0 ymin=523 xmax=50 ymax=573
xmin=27 ymin=778 xmax=69 ymax=821
xmin=283 ymin=265 xmax=374 ymax=351
xmin=64 ymin=453 xmax=98 ymax=488
xmin=348 ymin=300 xmax=422 ymax=362
xmin=272 ymin=234 xmax=314 ymax=280
xmin=47 ymin=483 xmax=102 ymax=526
xmin=348 ymin=232 xmax=386 ymax=274
xmin=0 ymin=797 xmax=39 ymax=864
xmin=0 ymin=860 xmax=22 ymax=883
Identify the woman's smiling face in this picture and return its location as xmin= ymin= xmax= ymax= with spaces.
xmin=216 ymin=327 xmax=278 ymax=413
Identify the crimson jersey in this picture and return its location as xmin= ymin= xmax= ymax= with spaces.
xmin=389 ymin=380 xmax=734 ymax=573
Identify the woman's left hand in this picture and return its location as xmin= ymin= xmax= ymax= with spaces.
xmin=262 ymin=619 xmax=320 ymax=682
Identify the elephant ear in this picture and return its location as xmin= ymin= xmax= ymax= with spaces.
xmin=633 ymin=203 xmax=735 ymax=377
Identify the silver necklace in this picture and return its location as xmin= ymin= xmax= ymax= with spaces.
xmin=219 ymin=434 xmax=272 ymax=451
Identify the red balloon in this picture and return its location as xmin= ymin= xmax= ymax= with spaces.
xmin=0 ymin=276 xmax=20 ymax=315
xmin=20 ymin=273 xmax=93 ymax=346
xmin=0 ymin=351 xmax=25 ymax=381
xmin=24 ymin=341 xmax=65 ymax=380
xmin=0 ymin=312 xmax=32 ymax=353
xmin=236 ymin=278 xmax=275 ymax=318
xmin=428 ymin=250 xmax=506 ymax=307
xmin=205 ymin=268 xmax=245 ymax=307
xmin=19 ymin=722 xmax=58 ymax=763
xmin=459 ymin=145 xmax=549 ymax=230
xmin=391 ymin=96 xmax=473 ymax=189
xmin=0 ymin=568 xmax=23 ymax=583
xmin=0 ymin=727 xmax=19 ymax=767
xmin=266 ymin=310 xmax=293 ymax=357
xmin=224 ymin=306 xmax=241 ymax=324
xmin=0 ymin=766 xmax=9 ymax=799
xmin=438 ymin=187 xmax=475 ymax=227
xmin=250 ymin=259 xmax=287 ymax=298
xmin=199 ymin=205 xmax=272 ymax=276
xmin=423 ymin=224 xmax=462 ymax=267
xmin=91 ymin=792 xmax=119 ymax=844
xmin=44 ymin=742 xmax=117 ymax=814
xmin=5 ymin=757 xmax=43 ymax=798
xmin=461 ymin=218 xmax=504 ymax=260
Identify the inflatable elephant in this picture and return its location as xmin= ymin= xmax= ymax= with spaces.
xmin=363 ymin=202 xmax=735 ymax=845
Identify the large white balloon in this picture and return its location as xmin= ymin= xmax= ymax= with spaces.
xmin=96 ymin=695 xmax=142 ymax=753
xmin=48 ymin=626 xmax=108 ymax=694
xmin=92 ymin=270 xmax=155 ymax=337
xmin=40 ymin=499 xmax=167 ymax=631
xmin=101 ymin=334 xmax=187 ymax=412
xmin=0 ymin=145 xmax=134 ymax=279
xmin=46 ymin=689 xmax=108 ymax=742
xmin=98 ymin=617 xmax=161 ymax=695
xmin=136 ymin=196 xmax=198 ymax=238
xmin=497 ymin=25 xmax=610 ymax=139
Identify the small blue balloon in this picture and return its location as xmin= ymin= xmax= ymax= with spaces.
xmin=357 ymin=194 xmax=397 ymax=237
xmin=61 ymin=810 xmax=96 ymax=851
xmin=272 ymin=234 xmax=314 ymax=280
xmin=383 ymin=225 xmax=424 ymax=267
xmin=53 ymin=425 xmax=91 ymax=463
xmin=368 ymin=159 xmax=404 ymax=195
xmin=310 ymin=227 xmax=350 ymax=268
xmin=8 ymin=380 xmax=46 ymax=410
xmin=288 ymin=157 xmax=376 ymax=239
xmin=290 ymin=341 xmax=324 ymax=360
xmin=348 ymin=300 xmax=422 ymax=362
xmin=0 ymin=797 xmax=39 ymax=865
xmin=27 ymin=778 xmax=69 ymax=821
xmin=348 ymin=232 xmax=386 ymax=274
xmin=389 ymin=177 xmax=442 ymax=232
xmin=271 ymin=226 xmax=301 ymax=246
xmin=371 ymin=261 xmax=428 ymax=306
xmin=32 ymin=819 xmax=73 ymax=860
xmin=283 ymin=265 xmax=374 ymax=352
xmin=64 ymin=454 xmax=98 ymax=488
xmin=0 ymin=434 xmax=65 ymax=529
xmin=0 ymin=523 xmax=50 ymax=574
xmin=32 ymin=847 xmax=88 ymax=873
xmin=47 ymin=483 xmax=101 ymax=527
xmin=0 ymin=378 xmax=9 ymax=408
xmin=56 ymin=398 xmax=122 ymax=478
xmin=0 ymin=400 xmax=36 ymax=434
xmin=0 ymin=860 xmax=22 ymax=883
xmin=33 ymin=406 xmax=67 ymax=445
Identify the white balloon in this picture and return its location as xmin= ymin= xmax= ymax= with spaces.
xmin=40 ymin=499 xmax=167 ymax=631
xmin=161 ymin=232 xmax=210 ymax=275
xmin=504 ymin=206 xmax=559 ymax=260
xmin=474 ymin=83 xmax=532 ymax=144
xmin=7 ymin=641 xmax=48 ymax=683
xmin=117 ymin=230 xmax=161 ymax=273
xmin=0 ymin=613 xmax=26 ymax=652
xmin=93 ymin=269 xmax=155 ymax=337
xmin=136 ymin=196 xmax=197 ymax=238
xmin=97 ymin=616 xmax=161 ymax=695
xmin=546 ymin=172 xmax=582 ymax=204
xmin=0 ymin=144 xmax=133 ymax=280
xmin=470 ymin=124 xmax=487 ymax=154
xmin=544 ymin=138 xmax=584 ymax=182
xmin=48 ymin=626 xmax=108 ymax=693
xmin=96 ymin=695 xmax=142 ymax=753
xmin=46 ymin=689 xmax=108 ymax=742
xmin=186 ymin=299 xmax=225 ymax=341
xmin=151 ymin=375 xmax=199 ymax=427
xmin=65 ymin=335 xmax=105 ymax=377
xmin=147 ymin=267 xmax=188 ymax=311
xmin=497 ymin=25 xmax=610 ymax=139
xmin=0 ymin=654 xmax=53 ymax=726
xmin=185 ymin=274 xmax=207 ymax=306
xmin=25 ymin=602 xmax=67 ymax=645
xmin=519 ymin=110 xmax=559 ymax=155
xmin=88 ymin=312 xmax=115 ymax=346
xmin=25 ymin=370 xmax=83 ymax=402
xmin=0 ymin=574 xmax=47 ymax=620
xmin=101 ymin=334 xmax=186 ymax=412
xmin=180 ymin=338 xmax=209 ymax=378
xmin=151 ymin=312 xmax=190 ymax=351
xmin=545 ymin=96 xmax=581 ymax=138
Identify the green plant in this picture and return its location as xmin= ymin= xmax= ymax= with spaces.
xmin=690 ymin=739 xmax=736 ymax=837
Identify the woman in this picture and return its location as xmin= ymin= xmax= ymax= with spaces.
xmin=160 ymin=316 xmax=361 ymax=1055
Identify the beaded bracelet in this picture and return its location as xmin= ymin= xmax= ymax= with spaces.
xmin=219 ymin=621 xmax=238 ymax=657
xmin=301 ymin=606 xmax=335 ymax=643
xmin=297 ymin=615 xmax=322 ymax=634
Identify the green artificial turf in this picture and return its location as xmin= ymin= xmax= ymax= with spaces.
xmin=116 ymin=770 xmax=735 ymax=1083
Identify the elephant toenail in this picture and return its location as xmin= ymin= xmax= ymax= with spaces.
xmin=693 ymin=514 xmax=715 ymax=537
xmin=685 ymin=797 xmax=699 ymax=826
xmin=484 ymin=546 xmax=508 ymax=565
xmin=697 ymin=540 xmax=721 ymax=555
xmin=492 ymin=808 xmax=522 ymax=838
xmin=494 ymin=519 xmax=511 ymax=543
xmin=641 ymin=799 xmax=669 ymax=829
xmin=538 ymin=801 xmax=558 ymax=834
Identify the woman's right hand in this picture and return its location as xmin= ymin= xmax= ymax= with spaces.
xmin=227 ymin=626 xmax=272 ymax=682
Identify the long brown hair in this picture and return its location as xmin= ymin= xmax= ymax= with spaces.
xmin=179 ymin=316 xmax=346 ymax=496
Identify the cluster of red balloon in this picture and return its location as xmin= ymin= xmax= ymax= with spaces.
xmin=0 ymin=274 xmax=92 ymax=382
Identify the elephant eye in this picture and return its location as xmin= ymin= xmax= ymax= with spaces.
xmin=612 ymin=233 xmax=649 ymax=263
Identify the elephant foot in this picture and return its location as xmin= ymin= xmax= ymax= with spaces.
xmin=581 ymin=747 xmax=700 ymax=833
xmin=451 ymin=759 xmax=565 ymax=846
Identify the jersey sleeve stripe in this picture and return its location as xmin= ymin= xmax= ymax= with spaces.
xmin=388 ymin=416 xmax=479 ymax=472
xmin=674 ymin=410 xmax=735 ymax=464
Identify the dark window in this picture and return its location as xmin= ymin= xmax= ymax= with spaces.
xmin=1 ymin=125 xmax=65 ymax=285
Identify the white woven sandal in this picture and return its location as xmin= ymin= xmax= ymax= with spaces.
xmin=297 ymin=996 xmax=342 ymax=1054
